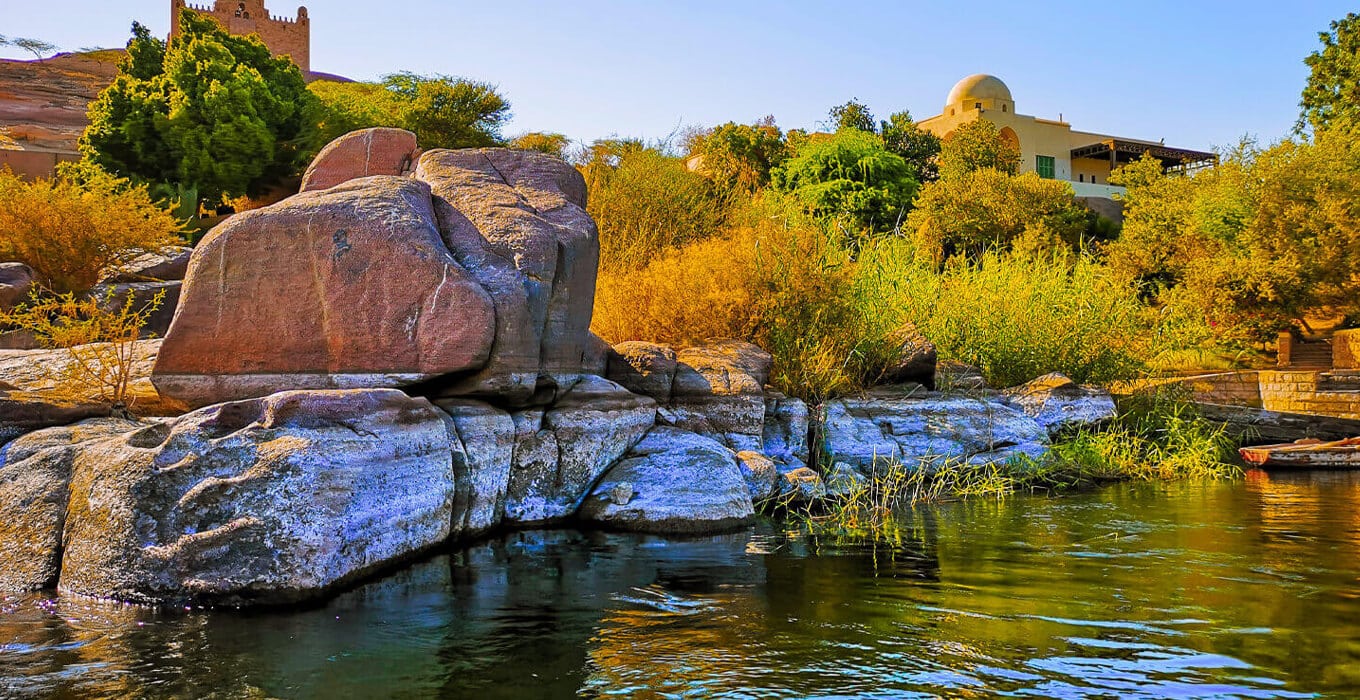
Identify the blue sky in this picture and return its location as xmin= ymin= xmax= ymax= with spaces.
xmin=4 ymin=1 xmax=1353 ymax=149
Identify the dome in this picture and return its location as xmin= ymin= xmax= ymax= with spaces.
xmin=946 ymin=74 xmax=1013 ymax=108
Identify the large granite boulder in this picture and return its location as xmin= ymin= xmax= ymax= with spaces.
xmin=0 ymin=262 xmax=34 ymax=310
xmin=503 ymin=376 xmax=656 ymax=525
xmin=0 ymin=419 xmax=143 ymax=591
xmin=578 ymin=427 xmax=754 ymax=534
xmin=606 ymin=341 xmax=678 ymax=403
xmin=1002 ymin=372 xmax=1117 ymax=436
xmin=415 ymin=148 xmax=599 ymax=404
xmin=100 ymin=246 xmax=194 ymax=283
xmin=87 ymin=281 xmax=181 ymax=339
xmin=762 ymin=391 xmax=810 ymax=470
xmin=656 ymin=341 xmax=772 ymax=453
xmin=436 ymin=399 xmax=515 ymax=539
xmin=300 ymin=127 xmax=421 ymax=193
xmin=821 ymin=391 xmax=1050 ymax=473
xmin=1 ymin=339 xmax=185 ymax=419
xmin=877 ymin=325 xmax=937 ymax=389
xmin=152 ymin=177 xmax=497 ymax=408
xmin=57 ymin=389 xmax=456 ymax=605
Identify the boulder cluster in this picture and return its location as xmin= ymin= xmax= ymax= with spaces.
xmin=0 ymin=128 xmax=1117 ymax=607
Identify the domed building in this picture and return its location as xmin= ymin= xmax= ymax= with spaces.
xmin=919 ymin=74 xmax=1214 ymax=199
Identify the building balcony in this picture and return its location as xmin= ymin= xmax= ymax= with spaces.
xmin=1069 ymin=181 xmax=1126 ymax=199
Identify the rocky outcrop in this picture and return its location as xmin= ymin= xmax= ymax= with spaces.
xmin=87 ymin=281 xmax=181 ymax=339
xmin=0 ymin=395 xmax=112 ymax=447
xmin=878 ymin=325 xmax=937 ymax=389
xmin=606 ymin=341 xmax=678 ymax=403
xmin=821 ymin=391 xmax=1050 ymax=473
xmin=1002 ymin=372 xmax=1117 ymax=436
xmin=503 ymin=376 xmax=656 ymax=525
xmin=438 ymin=399 xmax=515 ymax=539
xmin=656 ymin=341 xmax=772 ymax=453
xmin=0 ymin=262 xmax=34 ymax=310
xmin=0 ymin=419 xmax=142 ymax=591
xmin=100 ymin=246 xmax=193 ymax=283
xmin=57 ymin=389 xmax=456 ymax=605
xmin=300 ymin=127 xmax=421 ymax=193
xmin=152 ymin=177 xmax=497 ymax=408
xmin=154 ymin=143 xmax=600 ymax=409
xmin=0 ymin=339 xmax=184 ymax=418
xmin=579 ymin=427 xmax=754 ymax=534
xmin=762 ymin=391 xmax=810 ymax=470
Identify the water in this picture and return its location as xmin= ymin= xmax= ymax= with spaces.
xmin=5 ymin=470 xmax=1360 ymax=698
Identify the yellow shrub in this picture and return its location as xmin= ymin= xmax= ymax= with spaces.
xmin=0 ymin=168 xmax=184 ymax=293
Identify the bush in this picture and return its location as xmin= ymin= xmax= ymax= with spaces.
xmin=0 ymin=168 xmax=183 ymax=293
xmin=770 ymin=129 xmax=918 ymax=237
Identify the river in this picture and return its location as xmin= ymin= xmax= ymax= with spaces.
xmin=3 ymin=470 xmax=1359 ymax=698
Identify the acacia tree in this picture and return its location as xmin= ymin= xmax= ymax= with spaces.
xmin=1299 ymin=12 xmax=1360 ymax=134
xmin=771 ymin=129 xmax=918 ymax=236
xmin=12 ymin=37 xmax=58 ymax=61
xmin=81 ymin=12 xmax=319 ymax=204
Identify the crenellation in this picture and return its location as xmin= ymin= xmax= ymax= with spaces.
xmin=170 ymin=0 xmax=311 ymax=72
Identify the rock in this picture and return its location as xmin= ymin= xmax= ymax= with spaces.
xmin=503 ymin=376 xmax=656 ymax=525
xmin=0 ymin=394 xmax=111 ymax=447
xmin=300 ymin=127 xmax=421 ymax=193
xmin=582 ymin=332 xmax=611 ymax=377
xmin=0 ymin=329 xmax=39 ymax=350
xmin=606 ymin=341 xmax=678 ymax=402
xmin=821 ymin=393 xmax=1049 ymax=473
xmin=436 ymin=399 xmax=515 ymax=539
xmin=762 ymin=391 xmax=810 ymax=469
xmin=101 ymin=246 xmax=194 ymax=283
xmin=779 ymin=467 xmax=828 ymax=502
xmin=735 ymin=450 xmax=779 ymax=502
xmin=579 ymin=427 xmax=754 ymax=534
xmin=935 ymin=360 xmax=990 ymax=392
xmin=1002 ymin=372 xmax=1117 ymax=436
xmin=415 ymin=148 xmax=598 ymax=404
xmin=825 ymin=462 xmax=868 ymax=497
xmin=57 ymin=389 xmax=456 ymax=605
xmin=608 ymin=482 xmax=634 ymax=506
xmin=151 ymin=177 xmax=497 ymax=408
xmin=658 ymin=341 xmax=772 ymax=452
xmin=0 ymin=419 xmax=142 ymax=592
xmin=87 ymin=281 xmax=181 ymax=339
xmin=0 ymin=339 xmax=185 ymax=418
xmin=0 ymin=262 xmax=34 ymax=310
xmin=878 ymin=325 xmax=938 ymax=389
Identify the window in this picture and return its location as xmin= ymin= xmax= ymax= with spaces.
xmin=1036 ymin=155 xmax=1055 ymax=179
xmin=1091 ymin=175 xmax=1098 ymax=184
xmin=1002 ymin=104 xmax=1007 ymax=112
xmin=975 ymin=102 xmax=982 ymax=110
xmin=1078 ymin=174 xmax=1084 ymax=182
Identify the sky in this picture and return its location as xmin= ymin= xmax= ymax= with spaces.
xmin=3 ymin=1 xmax=1355 ymax=149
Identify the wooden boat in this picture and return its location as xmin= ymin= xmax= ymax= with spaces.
xmin=1239 ymin=437 xmax=1360 ymax=468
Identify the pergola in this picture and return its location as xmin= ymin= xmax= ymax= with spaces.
xmin=1070 ymin=139 xmax=1218 ymax=173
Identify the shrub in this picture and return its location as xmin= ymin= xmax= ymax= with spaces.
xmin=0 ymin=168 xmax=183 ymax=293
xmin=0 ymin=287 xmax=164 ymax=406
xmin=937 ymin=119 xmax=1021 ymax=180
xmin=770 ymin=129 xmax=918 ymax=237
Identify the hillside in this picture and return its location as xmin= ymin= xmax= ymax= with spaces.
xmin=0 ymin=51 xmax=123 ymax=153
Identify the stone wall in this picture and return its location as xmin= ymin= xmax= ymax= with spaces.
xmin=1259 ymin=370 xmax=1360 ymax=420
xmin=171 ymin=0 xmax=310 ymax=72
xmin=1112 ymin=372 xmax=1262 ymax=407
xmin=1335 ymin=330 xmax=1360 ymax=370
xmin=0 ymin=150 xmax=80 ymax=181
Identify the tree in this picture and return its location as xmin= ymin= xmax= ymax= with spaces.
xmin=309 ymin=80 xmax=403 ymax=144
xmin=689 ymin=117 xmax=788 ymax=193
xmin=12 ymin=37 xmax=58 ymax=62
xmin=907 ymin=169 xmax=1088 ymax=263
xmin=828 ymin=99 xmax=876 ymax=133
xmin=309 ymin=73 xmax=511 ymax=150
xmin=771 ymin=129 xmax=918 ymax=236
xmin=880 ymin=111 xmax=941 ymax=182
xmin=1299 ymin=12 xmax=1360 ymax=134
xmin=81 ymin=12 xmax=320 ymax=205
xmin=509 ymin=132 xmax=571 ymax=159
xmin=938 ymin=119 xmax=1021 ymax=180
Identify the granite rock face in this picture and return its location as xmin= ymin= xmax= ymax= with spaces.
xmin=100 ymin=246 xmax=194 ymax=283
xmin=578 ymin=427 xmax=754 ymax=534
xmin=56 ymin=389 xmax=456 ymax=605
xmin=300 ymin=127 xmax=421 ymax=193
xmin=1002 ymin=372 xmax=1117 ymax=436
xmin=0 ymin=262 xmax=35 ymax=311
xmin=87 ymin=280 xmax=181 ymax=339
xmin=152 ymin=177 xmax=497 ymax=408
xmin=656 ymin=341 xmax=772 ymax=453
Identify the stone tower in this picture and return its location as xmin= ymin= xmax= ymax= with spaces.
xmin=170 ymin=0 xmax=311 ymax=72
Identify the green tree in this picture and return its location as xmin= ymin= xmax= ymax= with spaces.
xmin=81 ymin=12 xmax=319 ymax=204
xmin=907 ymin=169 xmax=1088 ymax=263
xmin=880 ymin=110 xmax=941 ymax=182
xmin=1299 ymin=12 xmax=1360 ymax=134
xmin=828 ymin=99 xmax=876 ymax=133
xmin=689 ymin=117 xmax=788 ymax=193
xmin=510 ymin=132 xmax=571 ymax=159
xmin=308 ymin=80 xmax=402 ymax=144
xmin=383 ymin=72 xmax=510 ymax=149
xmin=771 ymin=129 xmax=918 ymax=235
xmin=938 ymin=119 xmax=1021 ymax=180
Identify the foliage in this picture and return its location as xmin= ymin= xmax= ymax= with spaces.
xmin=581 ymin=141 xmax=735 ymax=272
xmin=688 ymin=118 xmax=789 ymax=193
xmin=1299 ymin=12 xmax=1360 ymax=134
xmin=771 ymin=129 xmax=918 ymax=236
xmin=880 ymin=111 xmax=941 ymax=182
xmin=309 ymin=80 xmax=403 ymax=144
xmin=12 ymin=37 xmax=58 ymax=61
xmin=906 ymin=169 xmax=1089 ymax=262
xmin=309 ymin=73 xmax=511 ymax=150
xmin=857 ymin=244 xmax=1154 ymax=387
xmin=937 ymin=119 xmax=1021 ymax=180
xmin=81 ymin=13 xmax=319 ymax=205
xmin=0 ymin=287 xmax=164 ymax=407
xmin=828 ymin=99 xmax=876 ymax=133
xmin=509 ymin=132 xmax=571 ymax=159
xmin=0 ymin=168 xmax=183 ymax=293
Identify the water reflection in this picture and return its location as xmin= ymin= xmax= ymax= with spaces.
xmin=5 ymin=478 xmax=1360 ymax=697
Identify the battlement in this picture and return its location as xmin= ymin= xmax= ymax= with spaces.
xmin=171 ymin=0 xmax=311 ymax=72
